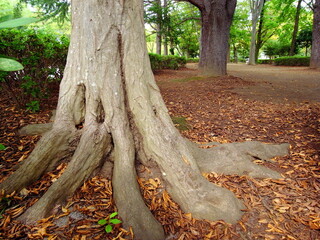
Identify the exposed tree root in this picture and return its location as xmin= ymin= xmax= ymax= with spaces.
xmin=112 ymin=120 xmax=165 ymax=240
xmin=0 ymin=126 xmax=76 ymax=194
xmin=189 ymin=140 xmax=289 ymax=178
xmin=18 ymin=122 xmax=53 ymax=136
xmin=18 ymin=123 xmax=112 ymax=224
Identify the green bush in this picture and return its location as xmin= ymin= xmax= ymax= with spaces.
xmin=186 ymin=58 xmax=199 ymax=63
xmin=149 ymin=53 xmax=186 ymax=71
xmin=0 ymin=28 xmax=69 ymax=109
xmin=257 ymin=59 xmax=274 ymax=64
xmin=273 ymin=56 xmax=310 ymax=66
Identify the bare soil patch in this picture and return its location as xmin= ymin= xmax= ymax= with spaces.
xmin=228 ymin=63 xmax=320 ymax=103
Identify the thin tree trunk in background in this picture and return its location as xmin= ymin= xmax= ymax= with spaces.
xmin=248 ymin=0 xmax=264 ymax=65
xmin=233 ymin=44 xmax=238 ymax=63
xmin=310 ymin=0 xmax=320 ymax=68
xmin=255 ymin=0 xmax=266 ymax=62
xmin=156 ymin=0 xmax=162 ymax=55
xmin=163 ymin=0 xmax=168 ymax=55
xmin=289 ymin=0 xmax=303 ymax=56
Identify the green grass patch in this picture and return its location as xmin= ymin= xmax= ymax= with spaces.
xmin=171 ymin=76 xmax=204 ymax=83
xmin=171 ymin=116 xmax=191 ymax=131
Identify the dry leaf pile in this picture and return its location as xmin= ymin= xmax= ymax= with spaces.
xmin=0 ymin=67 xmax=319 ymax=239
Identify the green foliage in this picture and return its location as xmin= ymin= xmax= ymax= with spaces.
xmin=171 ymin=116 xmax=191 ymax=131
xmin=144 ymin=0 xmax=200 ymax=57
xmin=0 ymin=57 xmax=23 ymax=71
xmin=0 ymin=28 xmax=69 ymax=108
xmin=0 ymin=13 xmax=38 ymax=71
xmin=263 ymin=40 xmax=292 ymax=58
xmin=297 ymin=28 xmax=313 ymax=50
xmin=20 ymin=0 xmax=70 ymax=23
xmin=0 ymin=17 xmax=37 ymax=29
xmin=26 ymin=100 xmax=40 ymax=112
xmin=0 ymin=144 xmax=6 ymax=150
xmin=273 ymin=56 xmax=310 ymax=66
xmin=186 ymin=58 xmax=199 ymax=63
xmin=0 ymin=196 xmax=12 ymax=219
xmin=149 ymin=53 xmax=186 ymax=70
xmin=257 ymin=59 xmax=274 ymax=64
xmin=98 ymin=212 xmax=122 ymax=233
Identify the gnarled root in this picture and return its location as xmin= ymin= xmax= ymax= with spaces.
xmin=0 ymin=126 xmax=76 ymax=194
xmin=112 ymin=123 xmax=165 ymax=240
xmin=190 ymin=140 xmax=289 ymax=178
xmin=18 ymin=123 xmax=112 ymax=224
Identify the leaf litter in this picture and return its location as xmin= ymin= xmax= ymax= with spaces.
xmin=0 ymin=66 xmax=319 ymax=239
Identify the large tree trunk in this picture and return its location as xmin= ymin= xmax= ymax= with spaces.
xmin=0 ymin=0 xmax=289 ymax=239
xmin=310 ymin=0 xmax=320 ymax=69
xmin=289 ymin=0 xmax=302 ymax=56
xmin=187 ymin=0 xmax=236 ymax=76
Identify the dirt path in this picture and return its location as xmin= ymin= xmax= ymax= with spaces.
xmin=188 ymin=63 xmax=320 ymax=103
xmin=228 ymin=63 xmax=320 ymax=103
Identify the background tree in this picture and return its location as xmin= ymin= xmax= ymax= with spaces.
xmin=289 ymin=0 xmax=303 ymax=56
xmin=230 ymin=0 xmax=251 ymax=62
xmin=310 ymin=0 xmax=320 ymax=68
xmin=296 ymin=27 xmax=313 ymax=55
xmin=248 ymin=0 xmax=265 ymax=65
xmin=183 ymin=0 xmax=237 ymax=76
xmin=0 ymin=0 xmax=289 ymax=239
xmin=20 ymin=0 xmax=69 ymax=23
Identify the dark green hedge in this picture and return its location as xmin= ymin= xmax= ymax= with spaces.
xmin=257 ymin=59 xmax=274 ymax=64
xmin=149 ymin=53 xmax=186 ymax=70
xmin=186 ymin=58 xmax=199 ymax=63
xmin=273 ymin=56 xmax=310 ymax=66
xmin=0 ymin=28 xmax=69 ymax=110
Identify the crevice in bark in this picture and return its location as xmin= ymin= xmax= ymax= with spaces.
xmin=73 ymin=84 xmax=86 ymax=125
xmin=111 ymin=30 xmax=165 ymax=240
xmin=95 ymin=100 xmax=105 ymax=123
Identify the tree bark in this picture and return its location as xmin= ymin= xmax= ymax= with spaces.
xmin=0 ymin=0 xmax=290 ymax=239
xmin=255 ymin=0 xmax=266 ymax=62
xmin=248 ymin=0 xmax=265 ymax=65
xmin=289 ymin=0 xmax=303 ymax=56
xmin=187 ymin=0 xmax=237 ymax=76
xmin=156 ymin=0 xmax=162 ymax=55
xmin=310 ymin=0 xmax=320 ymax=68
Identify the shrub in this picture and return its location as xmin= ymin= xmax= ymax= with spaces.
xmin=186 ymin=58 xmax=199 ymax=63
xmin=149 ymin=53 xmax=186 ymax=71
xmin=0 ymin=28 xmax=69 ymax=109
xmin=257 ymin=59 xmax=274 ymax=64
xmin=273 ymin=56 xmax=310 ymax=66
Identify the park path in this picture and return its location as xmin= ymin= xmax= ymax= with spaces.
xmin=227 ymin=63 xmax=320 ymax=103
xmin=188 ymin=63 xmax=320 ymax=103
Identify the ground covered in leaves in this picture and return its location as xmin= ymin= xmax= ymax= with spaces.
xmin=0 ymin=65 xmax=319 ymax=239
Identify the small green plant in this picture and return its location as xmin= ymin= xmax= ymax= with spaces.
xmin=171 ymin=116 xmax=191 ymax=131
xmin=0 ymin=196 xmax=12 ymax=219
xmin=0 ymin=144 xmax=6 ymax=150
xmin=26 ymin=100 xmax=40 ymax=112
xmin=98 ymin=212 xmax=122 ymax=233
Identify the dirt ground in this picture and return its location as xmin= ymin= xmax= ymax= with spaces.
xmin=227 ymin=63 xmax=320 ymax=103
